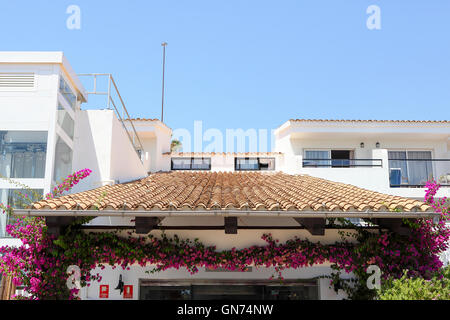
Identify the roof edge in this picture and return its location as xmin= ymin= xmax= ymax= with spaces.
xmin=13 ymin=209 xmax=438 ymax=218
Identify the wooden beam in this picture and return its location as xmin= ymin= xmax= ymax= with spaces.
xmin=373 ymin=218 xmax=412 ymax=236
xmin=0 ymin=274 xmax=15 ymax=300
xmin=135 ymin=217 xmax=161 ymax=234
xmin=294 ymin=218 xmax=326 ymax=235
xmin=224 ymin=217 xmax=238 ymax=234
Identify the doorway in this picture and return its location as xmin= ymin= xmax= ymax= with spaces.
xmin=139 ymin=280 xmax=319 ymax=300
xmin=331 ymin=150 xmax=352 ymax=167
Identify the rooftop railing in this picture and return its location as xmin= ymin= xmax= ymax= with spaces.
xmin=302 ymin=159 xmax=383 ymax=168
xmin=77 ymin=73 xmax=144 ymax=160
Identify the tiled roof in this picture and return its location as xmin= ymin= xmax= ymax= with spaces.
xmin=31 ymin=172 xmax=431 ymax=212
xmin=289 ymin=119 xmax=450 ymax=124
xmin=165 ymin=152 xmax=282 ymax=156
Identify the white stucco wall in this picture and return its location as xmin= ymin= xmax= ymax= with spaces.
xmin=79 ymin=221 xmax=356 ymax=300
xmin=126 ymin=120 xmax=172 ymax=173
xmin=71 ymin=110 xmax=147 ymax=193
xmin=80 ymin=264 xmax=350 ymax=300
xmin=0 ymin=62 xmax=60 ymax=194
xmin=110 ymin=115 xmax=147 ymax=183
xmin=274 ymin=124 xmax=450 ymax=198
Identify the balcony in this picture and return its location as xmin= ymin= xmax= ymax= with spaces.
xmin=388 ymin=158 xmax=450 ymax=188
xmin=295 ymin=149 xmax=449 ymax=198
xmin=302 ymin=159 xmax=383 ymax=168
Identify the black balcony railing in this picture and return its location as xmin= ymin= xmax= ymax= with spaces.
xmin=302 ymin=159 xmax=383 ymax=168
xmin=388 ymin=158 xmax=450 ymax=187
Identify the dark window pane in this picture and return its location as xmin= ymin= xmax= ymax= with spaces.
xmin=140 ymin=286 xmax=191 ymax=300
xmin=139 ymin=282 xmax=318 ymax=300
xmin=265 ymin=285 xmax=318 ymax=300
xmin=193 ymin=285 xmax=264 ymax=300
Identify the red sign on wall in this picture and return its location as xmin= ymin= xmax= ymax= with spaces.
xmin=123 ymin=285 xmax=133 ymax=299
xmin=99 ymin=285 xmax=109 ymax=298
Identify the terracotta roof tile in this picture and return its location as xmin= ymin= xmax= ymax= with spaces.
xmin=32 ymin=172 xmax=431 ymax=213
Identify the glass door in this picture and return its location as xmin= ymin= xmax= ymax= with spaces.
xmin=388 ymin=151 xmax=433 ymax=186
xmin=407 ymin=151 xmax=433 ymax=185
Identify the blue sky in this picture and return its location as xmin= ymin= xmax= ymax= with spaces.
xmin=1 ymin=0 xmax=449 ymax=136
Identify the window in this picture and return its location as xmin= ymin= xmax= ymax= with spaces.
xmin=235 ymin=158 xmax=275 ymax=171
xmin=388 ymin=151 xmax=433 ymax=186
xmin=303 ymin=150 xmax=330 ymax=167
xmin=59 ymin=76 xmax=77 ymax=110
xmin=171 ymin=158 xmax=211 ymax=170
xmin=0 ymin=131 xmax=47 ymax=179
xmin=56 ymin=104 xmax=75 ymax=140
xmin=53 ymin=136 xmax=73 ymax=182
xmin=0 ymin=188 xmax=43 ymax=238
xmin=330 ymin=150 xmax=352 ymax=167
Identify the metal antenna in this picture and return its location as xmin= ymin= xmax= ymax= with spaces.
xmin=161 ymin=42 xmax=167 ymax=123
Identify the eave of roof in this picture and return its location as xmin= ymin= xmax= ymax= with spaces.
xmin=125 ymin=118 xmax=172 ymax=131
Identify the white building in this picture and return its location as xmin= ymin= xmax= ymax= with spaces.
xmin=0 ymin=52 xmax=449 ymax=300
